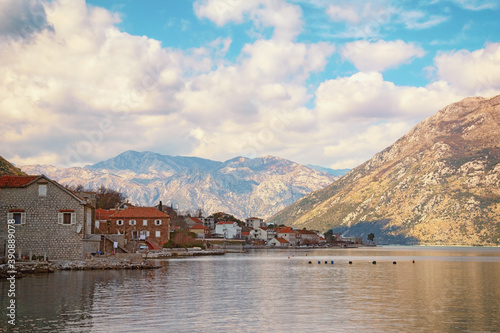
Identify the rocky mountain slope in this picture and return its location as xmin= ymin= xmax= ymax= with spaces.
xmin=0 ymin=155 xmax=26 ymax=176
xmin=21 ymin=151 xmax=337 ymax=220
xmin=269 ymin=95 xmax=500 ymax=246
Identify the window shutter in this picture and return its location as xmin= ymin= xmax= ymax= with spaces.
xmin=71 ymin=212 xmax=76 ymax=224
xmin=21 ymin=212 xmax=26 ymax=225
xmin=58 ymin=212 xmax=63 ymax=224
xmin=7 ymin=213 xmax=13 ymax=222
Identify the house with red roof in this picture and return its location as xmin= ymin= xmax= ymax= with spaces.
xmin=214 ymin=221 xmax=242 ymax=239
xmin=268 ymin=237 xmax=289 ymax=247
xmin=296 ymin=229 xmax=321 ymax=245
xmin=276 ymin=226 xmax=301 ymax=246
xmin=0 ymin=175 xmax=98 ymax=260
xmin=189 ymin=223 xmax=210 ymax=239
xmin=185 ymin=216 xmax=203 ymax=228
xmin=108 ymin=206 xmax=170 ymax=250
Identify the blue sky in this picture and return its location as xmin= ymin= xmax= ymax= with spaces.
xmin=1 ymin=0 xmax=499 ymax=169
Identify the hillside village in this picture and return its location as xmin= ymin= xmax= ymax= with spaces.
xmin=0 ymin=173 xmax=359 ymax=262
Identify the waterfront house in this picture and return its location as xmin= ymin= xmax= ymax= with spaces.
xmin=249 ymin=227 xmax=272 ymax=241
xmin=189 ymin=223 xmax=210 ymax=239
xmin=0 ymin=175 xmax=99 ymax=260
xmin=277 ymin=227 xmax=301 ymax=246
xmin=108 ymin=207 xmax=170 ymax=249
xmin=214 ymin=221 xmax=242 ymax=239
xmin=296 ymin=229 xmax=321 ymax=245
xmin=268 ymin=237 xmax=289 ymax=247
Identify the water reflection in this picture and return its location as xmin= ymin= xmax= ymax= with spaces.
xmin=1 ymin=247 xmax=499 ymax=332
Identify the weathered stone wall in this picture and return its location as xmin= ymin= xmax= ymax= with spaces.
xmin=0 ymin=180 xmax=86 ymax=260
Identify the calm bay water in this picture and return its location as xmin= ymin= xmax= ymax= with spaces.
xmin=1 ymin=246 xmax=500 ymax=332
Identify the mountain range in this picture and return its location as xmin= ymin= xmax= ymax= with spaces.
xmin=268 ymin=95 xmax=500 ymax=246
xmin=20 ymin=152 xmax=340 ymax=220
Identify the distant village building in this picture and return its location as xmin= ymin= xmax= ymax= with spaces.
xmin=94 ymin=208 xmax=116 ymax=233
xmin=250 ymin=227 xmax=274 ymax=241
xmin=108 ymin=207 xmax=170 ymax=249
xmin=199 ymin=217 xmax=215 ymax=230
xmin=245 ymin=217 xmax=265 ymax=229
xmin=268 ymin=237 xmax=289 ymax=247
xmin=296 ymin=229 xmax=321 ymax=244
xmin=189 ymin=224 xmax=210 ymax=239
xmin=214 ymin=221 xmax=242 ymax=239
xmin=185 ymin=216 xmax=203 ymax=228
xmin=0 ymin=175 xmax=98 ymax=260
xmin=276 ymin=227 xmax=301 ymax=246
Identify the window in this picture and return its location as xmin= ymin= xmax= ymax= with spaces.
xmin=117 ymin=220 xmax=124 ymax=226
xmin=58 ymin=212 xmax=75 ymax=225
xmin=140 ymin=230 xmax=150 ymax=237
xmin=155 ymin=231 xmax=161 ymax=237
xmin=154 ymin=219 xmax=162 ymax=226
xmin=143 ymin=220 xmax=148 ymax=226
xmin=7 ymin=212 xmax=26 ymax=225
xmin=38 ymin=184 xmax=47 ymax=196
xmin=129 ymin=220 xmax=136 ymax=225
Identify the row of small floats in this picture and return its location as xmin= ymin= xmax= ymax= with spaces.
xmin=306 ymin=260 xmax=416 ymax=265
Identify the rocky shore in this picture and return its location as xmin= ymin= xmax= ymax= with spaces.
xmin=0 ymin=255 xmax=160 ymax=278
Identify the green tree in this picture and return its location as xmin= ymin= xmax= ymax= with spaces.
xmin=367 ymin=233 xmax=375 ymax=242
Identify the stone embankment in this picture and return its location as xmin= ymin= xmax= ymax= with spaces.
xmin=0 ymin=254 xmax=159 ymax=278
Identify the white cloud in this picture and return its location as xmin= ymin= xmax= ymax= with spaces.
xmin=397 ymin=10 xmax=447 ymax=30
xmin=434 ymin=43 xmax=500 ymax=96
xmin=194 ymin=0 xmax=303 ymax=41
xmin=326 ymin=5 xmax=360 ymax=24
xmin=314 ymin=72 xmax=462 ymax=121
xmin=449 ymin=0 xmax=498 ymax=10
xmin=343 ymin=40 xmax=425 ymax=72
xmin=1 ymin=0 xmax=500 ymax=172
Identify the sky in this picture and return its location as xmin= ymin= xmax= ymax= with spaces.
xmin=1 ymin=0 xmax=499 ymax=169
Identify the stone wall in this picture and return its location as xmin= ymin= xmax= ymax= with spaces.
xmin=0 ymin=179 xmax=87 ymax=260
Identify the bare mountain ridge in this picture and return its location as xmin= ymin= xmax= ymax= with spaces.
xmin=21 ymin=152 xmax=338 ymax=220
xmin=268 ymin=95 xmax=500 ymax=245
xmin=0 ymin=155 xmax=26 ymax=176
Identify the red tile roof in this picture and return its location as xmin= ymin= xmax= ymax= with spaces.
xmin=188 ymin=217 xmax=203 ymax=224
xmin=217 ymin=221 xmax=236 ymax=225
xmin=0 ymin=175 xmax=39 ymax=188
xmin=276 ymin=237 xmax=289 ymax=243
xmin=297 ymin=229 xmax=317 ymax=235
xmin=110 ymin=207 xmax=169 ymax=219
xmin=95 ymin=208 xmax=116 ymax=220
xmin=190 ymin=224 xmax=209 ymax=230
xmin=277 ymin=227 xmax=294 ymax=234
xmin=241 ymin=231 xmax=250 ymax=236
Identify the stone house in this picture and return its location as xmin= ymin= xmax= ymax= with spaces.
xmin=0 ymin=175 xmax=98 ymax=260
xmin=108 ymin=207 xmax=170 ymax=249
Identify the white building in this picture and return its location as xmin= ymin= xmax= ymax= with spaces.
xmin=250 ymin=227 xmax=275 ymax=241
xmin=268 ymin=237 xmax=289 ymax=247
xmin=245 ymin=217 xmax=265 ymax=229
xmin=215 ymin=222 xmax=242 ymax=239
